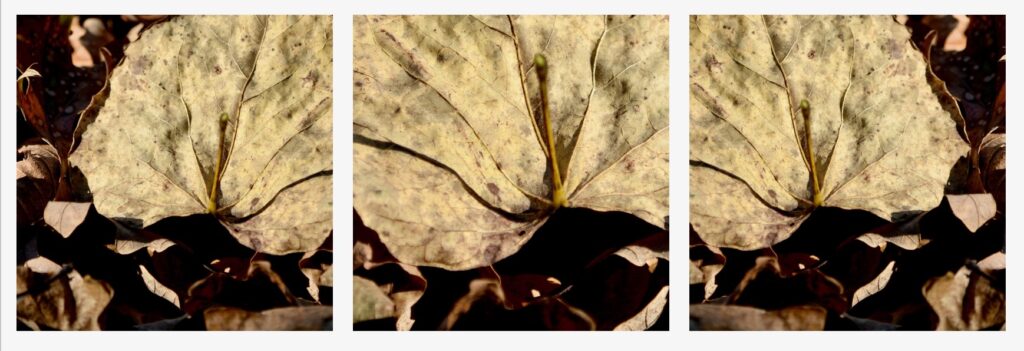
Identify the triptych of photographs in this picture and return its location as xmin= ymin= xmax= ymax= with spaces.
xmin=10 ymin=11 xmax=1005 ymax=337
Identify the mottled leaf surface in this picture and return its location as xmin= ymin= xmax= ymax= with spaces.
xmin=690 ymin=16 xmax=968 ymax=250
xmin=71 ymin=15 xmax=333 ymax=254
xmin=354 ymin=15 xmax=668 ymax=270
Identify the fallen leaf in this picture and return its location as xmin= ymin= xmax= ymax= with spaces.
xmin=184 ymin=260 xmax=297 ymax=316
xmin=690 ymin=304 xmax=826 ymax=331
xmin=300 ymin=236 xmax=333 ymax=303
xmin=16 ymin=266 xmax=113 ymax=330
xmin=204 ymin=305 xmax=332 ymax=330
xmin=16 ymin=144 xmax=61 ymax=225
xmin=71 ymin=15 xmax=333 ymax=255
xmin=615 ymin=231 xmax=669 ymax=268
xmin=354 ymin=262 xmax=426 ymax=331
xmin=851 ymin=260 xmax=895 ymax=307
xmin=613 ymin=285 xmax=668 ymax=331
xmin=440 ymin=278 xmax=596 ymax=330
xmin=945 ymin=194 xmax=997 ymax=232
xmin=856 ymin=211 xmax=929 ymax=250
xmin=729 ymin=256 xmax=846 ymax=314
xmin=690 ymin=243 xmax=725 ymax=301
xmin=690 ymin=16 xmax=968 ymax=250
xmin=139 ymin=264 xmax=180 ymax=308
xmin=353 ymin=276 xmax=395 ymax=324
xmin=923 ymin=266 xmax=1004 ymax=330
xmin=354 ymin=15 xmax=668 ymax=270
xmin=975 ymin=251 xmax=1005 ymax=272
xmin=42 ymin=201 xmax=92 ymax=238
xmin=978 ymin=132 xmax=1005 ymax=211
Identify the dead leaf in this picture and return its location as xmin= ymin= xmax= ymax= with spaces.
xmin=613 ymin=285 xmax=668 ymax=331
xmin=690 ymin=304 xmax=826 ymax=331
xmin=16 ymin=144 xmax=61 ymax=225
xmin=42 ymin=201 xmax=92 ymax=238
xmin=690 ymin=243 xmax=725 ymax=301
xmin=354 ymin=15 xmax=668 ymax=270
xmin=71 ymin=15 xmax=333 ymax=255
xmin=690 ymin=16 xmax=968 ymax=250
xmin=353 ymin=276 xmax=395 ymax=323
xmin=923 ymin=266 xmax=1004 ymax=330
xmin=354 ymin=262 xmax=426 ymax=330
xmin=139 ymin=264 xmax=180 ymax=308
xmin=300 ymin=236 xmax=333 ymax=303
xmin=856 ymin=211 xmax=929 ymax=250
xmin=729 ymin=257 xmax=846 ymax=314
xmin=945 ymin=194 xmax=997 ymax=232
xmin=205 ymin=305 xmax=332 ymax=330
xmin=851 ymin=260 xmax=895 ymax=307
xmin=441 ymin=278 xmax=596 ymax=330
xmin=16 ymin=266 xmax=113 ymax=330
xmin=978 ymin=132 xmax=1005 ymax=211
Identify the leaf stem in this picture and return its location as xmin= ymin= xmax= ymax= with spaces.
xmin=534 ymin=54 xmax=567 ymax=208
xmin=801 ymin=99 xmax=823 ymax=207
xmin=208 ymin=112 xmax=229 ymax=214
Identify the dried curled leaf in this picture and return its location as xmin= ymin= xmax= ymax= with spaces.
xmin=205 ymin=305 xmax=332 ymax=330
xmin=690 ymin=304 xmax=826 ymax=331
xmin=17 ymin=266 xmax=113 ymax=331
xmin=16 ymin=144 xmax=61 ymax=225
xmin=690 ymin=16 xmax=968 ymax=250
xmin=923 ymin=266 xmax=1005 ymax=330
xmin=71 ymin=15 xmax=333 ymax=255
xmin=354 ymin=15 xmax=668 ymax=270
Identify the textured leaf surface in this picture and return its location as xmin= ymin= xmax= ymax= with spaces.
xmin=690 ymin=16 xmax=968 ymax=250
xmin=923 ymin=266 xmax=1005 ymax=330
xmin=946 ymin=194 xmax=997 ymax=233
xmin=71 ymin=15 xmax=333 ymax=254
xmin=689 ymin=304 xmax=826 ymax=331
xmin=17 ymin=267 xmax=113 ymax=330
xmin=354 ymin=15 xmax=668 ymax=270
xmin=205 ymin=305 xmax=332 ymax=330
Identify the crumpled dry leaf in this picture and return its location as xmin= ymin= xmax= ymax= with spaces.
xmin=945 ymin=194 xmax=997 ymax=232
xmin=690 ymin=304 xmax=826 ymax=331
xmin=856 ymin=211 xmax=929 ymax=251
xmin=16 ymin=266 xmax=113 ymax=330
xmin=353 ymin=262 xmax=426 ymax=331
xmin=353 ymin=276 xmax=394 ymax=323
xmin=690 ymin=16 xmax=968 ymax=250
xmin=17 ymin=144 xmax=61 ymax=225
xmin=441 ymin=278 xmax=596 ymax=330
xmin=923 ymin=266 xmax=1004 ymax=330
xmin=354 ymin=15 xmax=668 ymax=270
xmin=139 ymin=264 xmax=180 ymax=308
xmin=300 ymin=237 xmax=333 ymax=303
xmin=613 ymin=285 xmax=668 ymax=331
xmin=851 ymin=260 xmax=895 ymax=307
xmin=690 ymin=243 xmax=725 ymax=301
xmin=205 ymin=305 xmax=332 ymax=330
xmin=71 ymin=15 xmax=333 ymax=255
xmin=978 ymin=133 xmax=1005 ymax=211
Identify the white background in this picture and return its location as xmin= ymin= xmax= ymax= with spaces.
xmin=1 ymin=0 xmax=1018 ymax=350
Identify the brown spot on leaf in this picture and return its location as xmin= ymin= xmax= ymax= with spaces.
xmin=807 ymin=49 xmax=816 ymax=59
xmin=487 ymin=183 xmax=499 ymax=196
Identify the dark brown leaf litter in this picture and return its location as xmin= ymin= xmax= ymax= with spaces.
xmin=355 ymin=207 xmax=669 ymax=331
